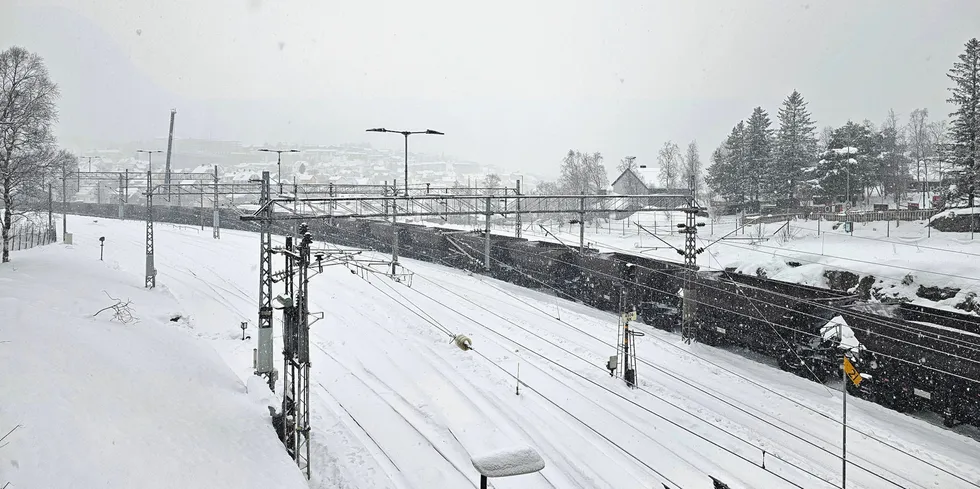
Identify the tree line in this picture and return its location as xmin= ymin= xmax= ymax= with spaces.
xmin=1 ymin=46 xmax=79 ymax=263
xmin=706 ymin=38 xmax=980 ymax=211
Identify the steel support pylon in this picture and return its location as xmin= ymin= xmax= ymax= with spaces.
xmin=280 ymin=227 xmax=312 ymax=479
xmin=145 ymin=171 xmax=156 ymax=288
xmin=681 ymin=202 xmax=699 ymax=344
xmin=118 ymin=174 xmax=125 ymax=220
xmin=255 ymin=171 xmax=276 ymax=389
xmin=212 ymin=165 xmax=220 ymax=239
xmin=514 ymin=180 xmax=522 ymax=239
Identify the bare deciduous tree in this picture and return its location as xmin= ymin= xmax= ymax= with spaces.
xmin=1 ymin=47 xmax=60 ymax=263
xmin=617 ymin=155 xmax=638 ymax=174
xmin=558 ymin=150 xmax=608 ymax=194
xmin=907 ymin=108 xmax=932 ymax=203
xmin=682 ymin=140 xmax=702 ymax=198
xmin=656 ymin=141 xmax=681 ymax=188
xmin=930 ymin=119 xmax=951 ymax=189
xmin=483 ymin=173 xmax=501 ymax=189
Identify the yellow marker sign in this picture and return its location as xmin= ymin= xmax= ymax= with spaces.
xmin=843 ymin=357 xmax=863 ymax=387
xmin=623 ymin=311 xmax=637 ymax=322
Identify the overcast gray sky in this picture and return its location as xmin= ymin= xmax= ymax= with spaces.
xmin=2 ymin=0 xmax=979 ymax=178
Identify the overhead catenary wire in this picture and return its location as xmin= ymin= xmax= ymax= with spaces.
xmin=576 ymin=226 xmax=980 ymax=352
xmin=462 ymin=232 xmax=979 ymax=489
xmin=396 ymin=271 xmax=851 ymax=489
xmin=704 ymin=238 xmax=980 ymax=352
xmin=554 ymin=215 xmax=980 ymax=337
xmin=324 ymin=219 xmax=980 ymax=387
xmin=484 ymin=240 xmax=980 ymax=383
xmin=321 ymin=219 xmax=980 ymax=400
xmin=304 ymin=221 xmax=969 ymax=488
xmin=442 ymin=239 xmax=956 ymax=489
xmin=352 ymin=270 xmax=687 ymax=489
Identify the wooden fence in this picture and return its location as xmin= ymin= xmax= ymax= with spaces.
xmin=6 ymin=225 xmax=57 ymax=252
xmin=743 ymin=209 xmax=938 ymax=225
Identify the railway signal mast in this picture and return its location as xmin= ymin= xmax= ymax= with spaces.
xmin=272 ymin=226 xmax=314 ymax=478
xmin=609 ymin=281 xmax=643 ymax=389
xmin=678 ymin=185 xmax=706 ymax=344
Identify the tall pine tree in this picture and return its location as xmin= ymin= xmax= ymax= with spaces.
xmin=814 ymin=121 xmax=876 ymax=206
xmin=705 ymin=122 xmax=748 ymax=206
xmin=946 ymin=38 xmax=980 ymax=206
xmin=744 ymin=107 xmax=774 ymax=203
xmin=774 ymin=90 xmax=818 ymax=200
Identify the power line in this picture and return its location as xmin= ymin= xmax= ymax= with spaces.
xmin=577 ymin=229 xmax=980 ymax=351
xmin=316 ymin=222 xmax=978 ymax=488
xmin=401 ymin=272 xmax=842 ymax=489
xmin=706 ymin=239 xmax=980 ymax=353
xmin=482 ymin=240 xmax=980 ymax=388
xmin=445 ymin=241 xmax=961 ymax=488
xmin=323 ymin=220 xmax=980 ymax=388
xmin=487 ymin=237 xmax=980 ymax=371
xmin=352 ymin=269 xmax=687 ymax=488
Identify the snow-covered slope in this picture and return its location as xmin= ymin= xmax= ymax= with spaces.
xmin=9 ymin=216 xmax=980 ymax=489
xmin=0 ymin=239 xmax=308 ymax=489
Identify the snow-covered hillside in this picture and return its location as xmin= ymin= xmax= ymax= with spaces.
xmin=3 ymin=216 xmax=979 ymax=489
xmin=0 ymin=235 xmax=308 ymax=489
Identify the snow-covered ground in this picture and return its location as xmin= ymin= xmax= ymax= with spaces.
xmin=0 ymin=230 xmax=308 ymax=489
xmin=3 ymin=215 xmax=978 ymax=488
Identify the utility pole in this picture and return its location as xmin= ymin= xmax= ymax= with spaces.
xmin=609 ymin=288 xmax=642 ymax=388
xmin=258 ymin=148 xmax=300 ymax=195
xmin=484 ymin=196 xmax=491 ymax=270
xmin=841 ymin=319 xmax=848 ymax=489
xmin=145 ymin=171 xmax=156 ymax=288
xmin=47 ymin=184 xmax=53 ymax=237
xmin=199 ymin=182 xmax=205 ymax=230
xmin=136 ymin=149 xmax=163 ymax=173
xmin=255 ymin=171 xmax=277 ymax=390
xmin=118 ymin=173 xmax=124 ymax=220
xmin=365 ymin=127 xmax=444 ymax=195
xmin=277 ymin=225 xmax=313 ymax=479
xmin=514 ymin=180 xmax=522 ymax=239
xmin=212 ymin=165 xmax=220 ymax=239
xmin=578 ymin=196 xmax=586 ymax=253
xmin=678 ymin=196 xmax=705 ymax=344
xmin=164 ymin=109 xmax=176 ymax=201
xmin=61 ymin=163 xmax=67 ymax=241
xmin=391 ymin=180 xmax=399 ymax=276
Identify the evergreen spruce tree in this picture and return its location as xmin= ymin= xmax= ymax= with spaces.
xmin=946 ymin=38 xmax=980 ymax=206
xmin=722 ymin=121 xmax=748 ymax=205
xmin=774 ymin=91 xmax=818 ymax=200
xmin=744 ymin=107 xmax=774 ymax=203
xmin=706 ymin=145 xmax=732 ymax=203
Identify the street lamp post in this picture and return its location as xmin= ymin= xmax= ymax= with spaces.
xmin=365 ymin=128 xmax=444 ymax=195
xmin=258 ymin=148 xmax=300 ymax=194
xmin=136 ymin=149 xmax=164 ymax=172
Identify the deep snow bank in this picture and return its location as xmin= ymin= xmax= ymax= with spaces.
xmin=0 ymin=245 xmax=307 ymax=489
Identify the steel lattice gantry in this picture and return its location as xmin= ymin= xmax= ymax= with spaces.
xmin=242 ymin=193 xmax=692 ymax=221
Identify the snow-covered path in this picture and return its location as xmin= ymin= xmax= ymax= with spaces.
xmin=46 ymin=216 xmax=980 ymax=489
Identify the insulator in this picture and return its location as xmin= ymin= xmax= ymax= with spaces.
xmin=452 ymin=334 xmax=472 ymax=351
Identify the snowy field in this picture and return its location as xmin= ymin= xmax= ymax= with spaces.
xmin=2 ymin=215 xmax=980 ymax=489
xmin=0 ymin=226 xmax=308 ymax=489
xmin=421 ymin=209 xmax=980 ymax=312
